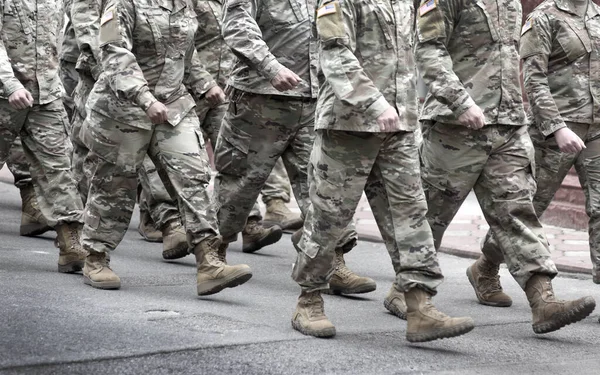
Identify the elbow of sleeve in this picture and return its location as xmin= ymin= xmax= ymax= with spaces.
xmin=364 ymin=96 xmax=391 ymax=120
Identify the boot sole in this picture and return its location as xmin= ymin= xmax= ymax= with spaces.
xmin=466 ymin=266 xmax=512 ymax=307
xmin=406 ymin=320 xmax=475 ymax=343
xmin=291 ymin=319 xmax=336 ymax=338
xmin=263 ymin=219 xmax=303 ymax=232
xmin=384 ymin=299 xmax=407 ymax=320
xmin=197 ymin=270 xmax=253 ymax=296
xmin=83 ymin=275 xmax=121 ymax=290
xmin=20 ymin=223 xmax=52 ymax=237
xmin=162 ymin=244 xmax=190 ymax=260
xmin=322 ymin=283 xmax=377 ymax=296
xmin=532 ymin=297 xmax=596 ymax=334
xmin=242 ymin=229 xmax=283 ymax=253
xmin=58 ymin=261 xmax=84 ymax=274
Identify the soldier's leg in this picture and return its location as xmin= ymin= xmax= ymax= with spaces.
xmin=149 ymin=114 xmax=251 ymax=295
xmin=59 ymin=59 xmax=79 ymax=123
xmin=138 ymin=156 xmax=187 ymax=259
xmin=262 ymin=158 xmax=303 ymax=231
xmin=7 ymin=137 xmax=32 ymax=189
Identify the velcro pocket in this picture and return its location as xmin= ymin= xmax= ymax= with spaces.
xmin=213 ymin=121 xmax=251 ymax=176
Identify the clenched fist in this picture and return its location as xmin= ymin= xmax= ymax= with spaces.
xmin=271 ymin=67 xmax=301 ymax=92
xmin=146 ymin=102 xmax=168 ymax=124
xmin=8 ymin=89 xmax=34 ymax=110
xmin=458 ymin=105 xmax=485 ymax=130
xmin=377 ymin=106 xmax=401 ymax=132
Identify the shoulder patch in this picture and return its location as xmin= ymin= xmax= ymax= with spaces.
xmin=315 ymin=1 xmax=345 ymax=41
xmin=419 ymin=0 xmax=437 ymax=17
xmin=317 ymin=3 xmax=337 ymax=18
xmin=521 ymin=16 xmax=533 ymax=35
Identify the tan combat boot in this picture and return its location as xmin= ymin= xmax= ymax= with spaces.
xmin=405 ymin=288 xmax=475 ymax=342
xmin=161 ymin=220 xmax=189 ymax=260
xmin=324 ymin=249 xmax=376 ymax=295
xmin=263 ymin=198 xmax=303 ymax=232
xmin=137 ymin=209 xmax=162 ymax=242
xmin=525 ymin=274 xmax=596 ymax=334
xmin=54 ymin=222 xmax=88 ymax=273
xmin=384 ymin=286 xmax=407 ymax=320
xmin=83 ymin=251 xmax=121 ymax=289
xmin=466 ymin=256 xmax=512 ymax=307
xmin=291 ymin=291 xmax=336 ymax=338
xmin=195 ymin=237 xmax=252 ymax=296
xmin=19 ymin=185 xmax=51 ymax=237
xmin=242 ymin=218 xmax=283 ymax=253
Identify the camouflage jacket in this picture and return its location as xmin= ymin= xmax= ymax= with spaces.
xmin=71 ymin=0 xmax=104 ymax=80
xmin=88 ymin=0 xmax=217 ymax=129
xmin=0 ymin=0 xmax=64 ymax=104
xmin=192 ymin=0 xmax=235 ymax=88
xmin=314 ymin=0 xmax=419 ymax=132
xmin=521 ymin=0 xmax=600 ymax=137
xmin=222 ymin=0 xmax=318 ymax=97
xmin=60 ymin=0 xmax=80 ymax=63
xmin=415 ymin=0 xmax=527 ymax=126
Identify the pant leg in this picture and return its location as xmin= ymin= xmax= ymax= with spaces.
xmin=292 ymin=130 xmax=377 ymax=291
xmin=138 ymin=155 xmax=180 ymax=229
xmin=574 ymin=127 xmax=600 ymax=275
xmin=214 ymin=93 xmax=306 ymax=240
xmin=7 ymin=137 xmax=32 ymax=189
xmin=365 ymin=131 xmax=443 ymax=294
xmin=147 ymin=113 xmax=218 ymax=245
xmin=480 ymin=123 xmax=582 ymax=264
xmin=71 ymin=72 xmax=96 ymax=203
xmin=81 ymin=111 xmax=151 ymax=253
xmin=59 ymin=59 xmax=79 ymax=123
xmin=261 ymin=158 xmax=292 ymax=203
xmin=420 ymin=122 xmax=488 ymax=251
xmin=474 ymin=125 xmax=557 ymax=290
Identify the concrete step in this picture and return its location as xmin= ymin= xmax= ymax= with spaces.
xmin=541 ymin=200 xmax=588 ymax=231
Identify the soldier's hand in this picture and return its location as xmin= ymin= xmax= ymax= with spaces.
xmin=458 ymin=105 xmax=485 ymax=130
xmin=8 ymin=89 xmax=34 ymax=110
xmin=271 ymin=67 xmax=301 ymax=92
xmin=205 ymin=86 xmax=226 ymax=107
xmin=377 ymin=106 xmax=401 ymax=132
xmin=555 ymin=127 xmax=586 ymax=154
xmin=146 ymin=102 xmax=168 ymax=124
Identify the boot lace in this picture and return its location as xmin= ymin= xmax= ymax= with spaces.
xmin=423 ymin=296 xmax=448 ymax=320
xmin=244 ymin=220 xmax=261 ymax=235
xmin=307 ymin=293 xmax=325 ymax=318
xmin=479 ymin=261 xmax=502 ymax=295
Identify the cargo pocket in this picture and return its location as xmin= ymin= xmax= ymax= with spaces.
xmin=213 ymin=121 xmax=251 ymax=176
xmin=80 ymin=111 xmax=122 ymax=166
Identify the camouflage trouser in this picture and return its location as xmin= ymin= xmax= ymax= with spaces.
xmin=292 ymin=130 xmax=443 ymax=293
xmin=421 ymin=122 xmax=558 ymax=289
xmin=81 ymin=110 xmax=218 ymax=253
xmin=138 ymin=155 xmax=180 ymax=229
xmin=0 ymin=99 xmax=83 ymax=226
xmin=214 ymin=91 xmax=357 ymax=244
xmin=59 ymin=59 xmax=78 ymax=123
xmin=482 ymin=122 xmax=600 ymax=275
xmin=262 ymin=158 xmax=292 ymax=203
xmin=7 ymin=137 xmax=32 ymax=189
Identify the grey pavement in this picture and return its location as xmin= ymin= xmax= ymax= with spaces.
xmin=1 ymin=179 xmax=600 ymax=374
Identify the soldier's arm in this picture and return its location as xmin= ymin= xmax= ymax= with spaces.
xmin=98 ymin=0 xmax=157 ymax=111
xmin=414 ymin=0 xmax=475 ymax=117
xmin=316 ymin=0 xmax=390 ymax=118
xmin=520 ymin=14 xmax=565 ymax=136
xmin=184 ymin=46 xmax=219 ymax=100
xmin=0 ymin=1 xmax=25 ymax=96
xmin=193 ymin=0 xmax=222 ymax=53
xmin=221 ymin=0 xmax=283 ymax=80
xmin=72 ymin=0 xmax=103 ymax=77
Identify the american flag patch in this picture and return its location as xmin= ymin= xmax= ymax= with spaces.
xmin=101 ymin=9 xmax=114 ymax=25
xmin=521 ymin=17 xmax=533 ymax=35
xmin=419 ymin=0 xmax=437 ymax=16
xmin=317 ymin=3 xmax=337 ymax=18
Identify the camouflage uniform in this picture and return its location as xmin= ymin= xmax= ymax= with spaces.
xmin=262 ymin=158 xmax=292 ymax=204
xmin=81 ymin=0 xmax=220 ymax=254
xmin=60 ymin=0 xmax=80 ymax=122
xmin=215 ymin=0 xmax=330 ymax=241
xmin=416 ymin=0 xmax=558 ymax=289
xmin=292 ymin=0 xmax=443 ymax=293
xmin=0 ymin=0 xmax=83 ymax=227
xmin=6 ymin=138 xmax=31 ymax=189
xmin=482 ymin=0 xmax=600 ymax=279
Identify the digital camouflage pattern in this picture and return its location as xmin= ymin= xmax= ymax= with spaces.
xmin=262 ymin=159 xmax=291 ymax=203
xmin=0 ymin=0 xmax=83 ymax=227
xmin=292 ymin=0 xmax=443 ymax=293
xmin=222 ymin=0 xmax=319 ymax=97
xmin=481 ymin=0 xmax=600 ymax=277
xmin=81 ymin=0 xmax=219 ymax=253
xmin=7 ymin=138 xmax=32 ymax=189
xmin=60 ymin=0 xmax=80 ymax=121
xmin=138 ymin=156 xmax=180 ymax=230
xmin=415 ymin=0 xmax=527 ymax=125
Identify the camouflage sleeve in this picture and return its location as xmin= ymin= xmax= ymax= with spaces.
xmin=316 ymin=0 xmax=390 ymax=119
xmin=222 ymin=0 xmax=284 ymax=80
xmin=0 ymin=1 xmax=25 ymax=96
xmin=193 ymin=0 xmax=221 ymax=52
xmin=72 ymin=0 xmax=103 ymax=79
xmin=184 ymin=44 xmax=218 ymax=99
xmin=520 ymin=13 xmax=565 ymax=137
xmin=98 ymin=0 xmax=157 ymax=111
xmin=414 ymin=0 xmax=476 ymax=117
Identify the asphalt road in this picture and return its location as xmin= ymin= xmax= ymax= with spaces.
xmin=1 ymin=182 xmax=600 ymax=375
